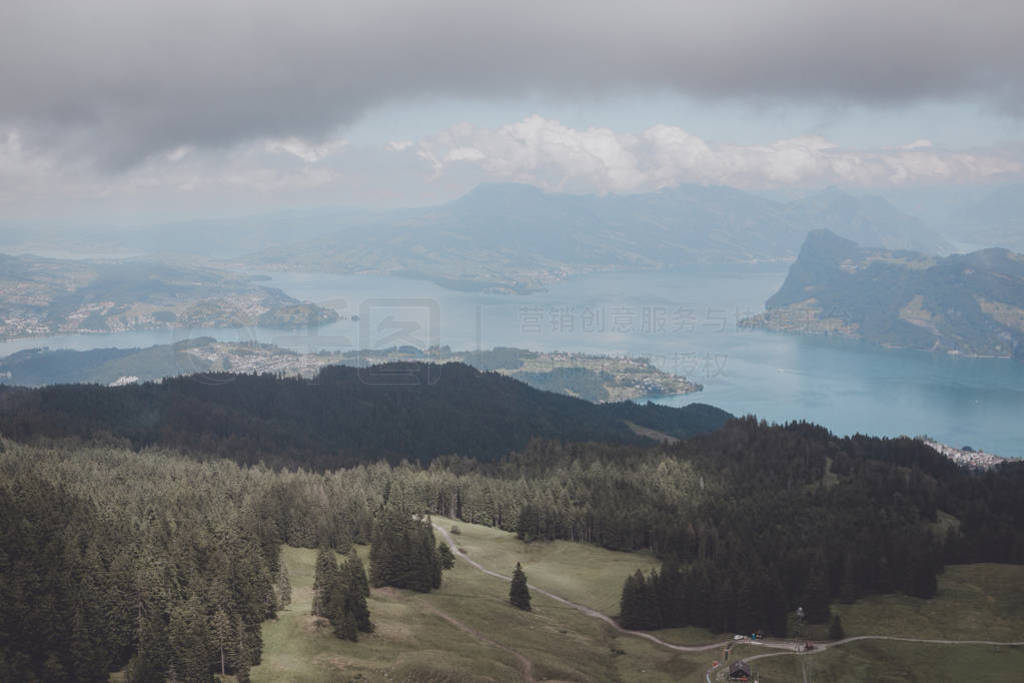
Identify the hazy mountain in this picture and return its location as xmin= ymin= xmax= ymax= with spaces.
xmin=945 ymin=184 xmax=1024 ymax=252
xmin=740 ymin=230 xmax=1024 ymax=359
xmin=0 ymin=253 xmax=338 ymax=339
xmin=240 ymin=183 xmax=947 ymax=292
xmin=783 ymin=187 xmax=952 ymax=253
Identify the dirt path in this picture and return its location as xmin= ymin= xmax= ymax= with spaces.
xmin=434 ymin=523 xmax=796 ymax=656
xmin=435 ymin=523 xmax=1024 ymax=682
xmin=418 ymin=601 xmax=536 ymax=682
xmin=743 ymin=634 xmax=1024 ymax=664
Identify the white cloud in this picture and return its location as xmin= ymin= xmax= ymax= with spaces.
xmin=264 ymin=137 xmax=347 ymax=163
xmin=0 ymin=127 xmax=347 ymax=216
xmin=1 ymin=117 xmax=1021 ymax=223
xmin=4 ymin=0 xmax=1024 ymax=167
xmin=413 ymin=116 xmax=1023 ymax=192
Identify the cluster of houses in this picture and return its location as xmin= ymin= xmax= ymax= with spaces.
xmin=921 ymin=438 xmax=1005 ymax=470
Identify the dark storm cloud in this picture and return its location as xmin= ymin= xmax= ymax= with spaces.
xmin=2 ymin=0 xmax=1022 ymax=166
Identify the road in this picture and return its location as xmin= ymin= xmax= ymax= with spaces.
xmin=433 ymin=522 xmax=1024 ymax=682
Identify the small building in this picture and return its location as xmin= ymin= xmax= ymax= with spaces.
xmin=729 ymin=660 xmax=752 ymax=680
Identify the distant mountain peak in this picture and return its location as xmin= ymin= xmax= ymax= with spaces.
xmin=750 ymin=231 xmax=1024 ymax=359
xmin=800 ymin=229 xmax=860 ymax=257
xmin=456 ymin=182 xmax=549 ymax=202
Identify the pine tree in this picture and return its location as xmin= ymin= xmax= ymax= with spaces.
xmin=312 ymin=547 xmax=338 ymax=617
xmin=734 ymin=574 xmax=759 ymax=635
xmin=327 ymin=580 xmax=357 ymax=642
xmin=803 ymin=556 xmax=831 ymax=624
xmin=642 ymin=569 xmax=662 ymax=630
xmin=619 ymin=571 xmax=642 ymax=628
xmin=510 ymin=562 xmax=532 ymax=611
xmin=276 ymin=562 xmax=292 ymax=609
xmin=346 ymin=547 xmax=371 ymax=598
xmin=341 ymin=548 xmax=373 ymax=634
xmin=839 ymin=554 xmax=858 ymax=604
xmin=516 ymin=505 xmax=540 ymax=542
xmin=438 ymin=541 xmax=455 ymax=569
xmin=760 ymin=570 xmax=789 ymax=638
xmin=210 ymin=609 xmax=235 ymax=677
xmin=828 ymin=613 xmax=845 ymax=640
xmin=166 ymin=596 xmax=214 ymax=683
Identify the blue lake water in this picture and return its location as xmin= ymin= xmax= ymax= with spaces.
xmin=3 ymin=267 xmax=1023 ymax=458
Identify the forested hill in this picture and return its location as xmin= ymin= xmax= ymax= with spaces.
xmin=740 ymin=229 xmax=1024 ymax=358
xmin=0 ymin=362 xmax=730 ymax=469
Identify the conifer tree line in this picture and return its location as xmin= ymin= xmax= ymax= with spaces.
xmin=3 ymin=413 xmax=1024 ymax=678
xmin=369 ymin=505 xmax=444 ymax=592
xmin=0 ymin=443 xmax=283 ymax=682
xmin=0 ymin=364 xmax=728 ymax=469
xmin=0 ymin=441 xmax=457 ymax=681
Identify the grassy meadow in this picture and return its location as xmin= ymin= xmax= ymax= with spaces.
xmin=749 ymin=640 xmax=1024 ymax=682
xmin=250 ymin=543 xmax=712 ymax=682
xmin=249 ymin=519 xmax=1024 ymax=682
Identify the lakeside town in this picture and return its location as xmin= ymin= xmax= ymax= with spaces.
xmin=921 ymin=438 xmax=1007 ymax=470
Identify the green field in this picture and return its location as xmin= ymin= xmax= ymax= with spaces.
xmin=251 ymin=543 xmax=712 ymax=682
xmin=749 ymin=641 xmax=1024 ymax=682
xmin=432 ymin=516 xmax=661 ymax=616
xmin=832 ymin=563 xmax=1024 ymax=642
xmin=251 ymin=519 xmax=1024 ymax=682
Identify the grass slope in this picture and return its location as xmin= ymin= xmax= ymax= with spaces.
xmin=832 ymin=563 xmax=1024 ymax=642
xmin=252 ymin=544 xmax=711 ymax=682
xmin=433 ymin=516 xmax=659 ymax=617
xmin=253 ymin=523 xmax=1024 ymax=682
xmin=751 ymin=641 xmax=1024 ymax=682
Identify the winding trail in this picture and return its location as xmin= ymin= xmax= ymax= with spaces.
xmin=744 ymin=634 xmax=1024 ymax=663
xmin=435 ymin=523 xmax=1024 ymax=681
xmin=434 ymin=523 xmax=793 ymax=655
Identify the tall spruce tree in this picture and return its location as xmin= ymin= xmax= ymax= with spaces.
xmin=312 ymin=547 xmax=338 ymax=617
xmin=510 ymin=562 xmax=532 ymax=611
xmin=327 ymin=580 xmax=357 ymax=642
xmin=803 ymin=556 xmax=831 ymax=624
xmin=619 ymin=570 xmax=642 ymax=628
xmin=438 ymin=541 xmax=455 ymax=569
xmin=346 ymin=547 xmax=370 ymax=598
xmin=276 ymin=562 xmax=292 ymax=609
xmin=341 ymin=548 xmax=373 ymax=634
xmin=211 ymin=609 xmax=235 ymax=678
xmin=828 ymin=613 xmax=845 ymax=640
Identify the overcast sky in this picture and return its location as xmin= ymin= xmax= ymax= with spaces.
xmin=2 ymin=0 xmax=1023 ymax=224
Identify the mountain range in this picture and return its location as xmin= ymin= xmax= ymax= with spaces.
xmin=237 ymin=183 xmax=950 ymax=292
xmin=740 ymin=230 xmax=1024 ymax=359
xmin=0 ymin=253 xmax=338 ymax=339
xmin=3 ymin=183 xmax=953 ymax=295
xmin=944 ymin=183 xmax=1024 ymax=253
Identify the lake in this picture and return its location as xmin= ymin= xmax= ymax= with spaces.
xmin=3 ymin=267 xmax=1023 ymax=458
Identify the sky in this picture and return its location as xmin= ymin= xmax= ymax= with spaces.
xmin=2 ymin=0 xmax=1023 ymax=225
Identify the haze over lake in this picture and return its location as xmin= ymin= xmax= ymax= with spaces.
xmin=4 ymin=267 xmax=1022 ymax=459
